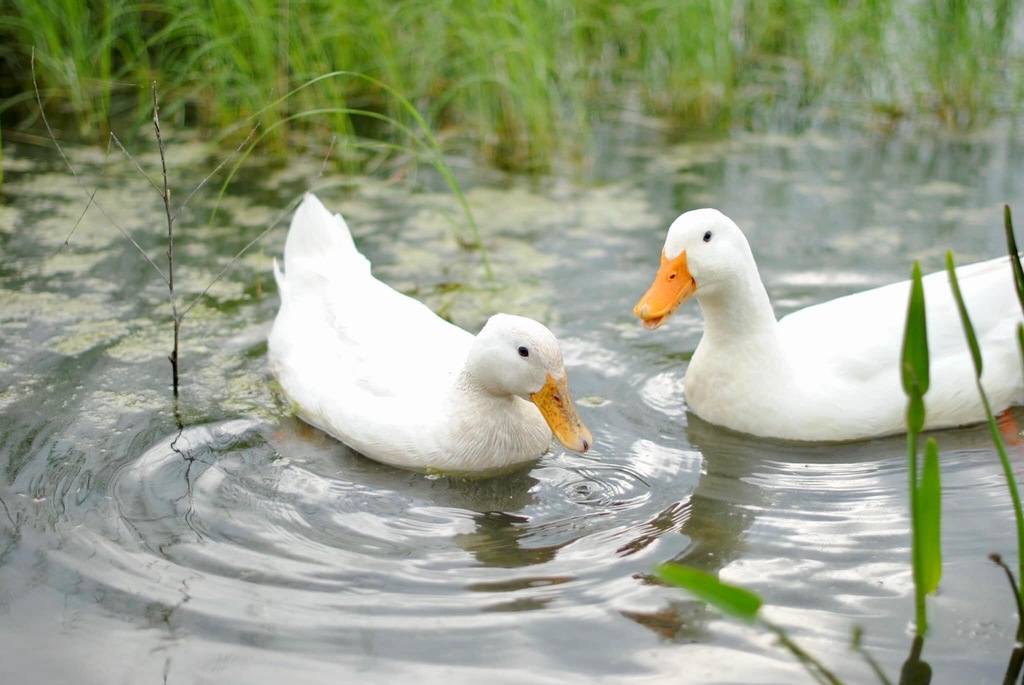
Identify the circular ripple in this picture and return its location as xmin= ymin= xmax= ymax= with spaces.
xmin=42 ymin=417 xmax=702 ymax=651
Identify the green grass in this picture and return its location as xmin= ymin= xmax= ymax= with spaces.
xmin=2 ymin=0 xmax=1022 ymax=170
xmin=901 ymin=261 xmax=943 ymax=637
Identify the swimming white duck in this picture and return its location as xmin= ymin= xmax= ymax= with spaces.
xmin=268 ymin=193 xmax=592 ymax=474
xmin=633 ymin=208 xmax=1024 ymax=442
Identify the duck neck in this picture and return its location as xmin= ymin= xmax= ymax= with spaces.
xmin=449 ymin=370 xmax=550 ymax=465
xmin=696 ymin=268 xmax=781 ymax=353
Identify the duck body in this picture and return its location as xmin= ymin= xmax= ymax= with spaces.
xmin=634 ymin=209 xmax=1023 ymax=442
xmin=268 ymin=194 xmax=591 ymax=473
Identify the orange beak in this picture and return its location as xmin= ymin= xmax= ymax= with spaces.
xmin=530 ymin=372 xmax=592 ymax=453
xmin=633 ymin=250 xmax=695 ymax=330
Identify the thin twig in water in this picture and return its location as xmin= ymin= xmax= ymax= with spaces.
xmin=991 ymin=553 xmax=1024 ymax=638
xmin=54 ymin=143 xmax=109 ymax=257
xmin=109 ymin=131 xmax=163 ymax=194
xmin=151 ymin=84 xmax=182 ymax=397
xmin=316 ymin=135 xmax=338 ymax=182
xmin=36 ymin=53 xmax=278 ymax=410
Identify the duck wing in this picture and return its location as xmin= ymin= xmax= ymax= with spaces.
xmin=269 ymin=194 xmax=472 ymax=420
xmin=779 ymin=256 xmax=1022 ymax=421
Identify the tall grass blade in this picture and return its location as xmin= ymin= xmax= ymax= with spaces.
xmin=998 ymin=203 xmax=1024 ymax=683
xmin=946 ymin=251 xmax=984 ymax=374
xmin=1017 ymin=323 xmax=1024 ymax=378
xmin=232 ymin=71 xmax=493 ymax=279
xmin=655 ymin=563 xmax=762 ymax=621
xmin=901 ymin=260 xmax=933 ymax=637
xmin=901 ymin=262 xmax=930 ymax=430
xmin=657 ymin=563 xmax=845 ymax=684
xmin=917 ymin=437 xmax=942 ymax=595
xmin=947 ymin=249 xmax=1024 ymax=615
xmin=1003 ymin=206 xmax=1024 ymax=314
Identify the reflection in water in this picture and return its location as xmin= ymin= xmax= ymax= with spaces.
xmin=900 ymin=636 xmax=933 ymax=685
xmin=630 ymin=408 xmax=1024 ymax=680
xmin=457 ymin=512 xmax=561 ymax=568
xmin=39 ymin=415 xmax=699 ymax=675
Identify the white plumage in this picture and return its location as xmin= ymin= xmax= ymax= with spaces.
xmin=634 ymin=208 xmax=1024 ymax=441
xmin=268 ymin=194 xmax=591 ymax=473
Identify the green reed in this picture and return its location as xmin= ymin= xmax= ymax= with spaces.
xmin=4 ymin=0 xmax=1022 ymax=171
xmin=946 ymin=245 xmax=1024 ymax=592
xmin=901 ymin=261 xmax=943 ymax=638
xmin=918 ymin=0 xmax=1018 ymax=126
xmin=945 ymin=209 xmax=1024 ymax=685
xmin=655 ymin=563 xmax=845 ymax=684
xmin=235 ymin=70 xmax=492 ymax=276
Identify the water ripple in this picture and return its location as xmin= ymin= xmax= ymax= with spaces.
xmin=28 ymin=417 xmax=703 ymax=653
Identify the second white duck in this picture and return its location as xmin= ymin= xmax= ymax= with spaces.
xmin=268 ymin=194 xmax=592 ymax=474
xmin=633 ymin=208 xmax=1024 ymax=442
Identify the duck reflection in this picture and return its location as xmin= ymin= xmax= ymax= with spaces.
xmin=622 ymin=410 xmax=997 ymax=677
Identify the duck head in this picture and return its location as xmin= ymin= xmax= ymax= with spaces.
xmin=633 ymin=209 xmax=750 ymax=329
xmin=468 ymin=314 xmax=593 ymax=453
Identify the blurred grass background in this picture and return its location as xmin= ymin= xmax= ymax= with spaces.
xmin=0 ymin=0 xmax=1021 ymax=173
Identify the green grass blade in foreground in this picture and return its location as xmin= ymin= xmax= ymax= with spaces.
xmin=946 ymin=250 xmax=1024 ymax=606
xmin=946 ymin=251 xmax=984 ymax=375
xmin=655 ymin=563 xmax=762 ymax=621
xmin=851 ymin=627 xmax=896 ymax=685
xmin=1004 ymin=205 xmax=1024 ymax=314
xmin=656 ymin=564 xmax=848 ymax=683
xmin=917 ymin=437 xmax=942 ymax=595
xmin=901 ymin=261 xmax=929 ymax=433
xmin=901 ymin=260 xmax=932 ymax=636
xmin=1019 ymin=323 xmax=1024 ymax=390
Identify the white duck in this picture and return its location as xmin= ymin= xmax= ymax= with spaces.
xmin=268 ymin=193 xmax=592 ymax=474
xmin=633 ymin=208 xmax=1024 ymax=442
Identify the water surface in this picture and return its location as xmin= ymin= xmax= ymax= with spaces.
xmin=1 ymin=122 xmax=1023 ymax=683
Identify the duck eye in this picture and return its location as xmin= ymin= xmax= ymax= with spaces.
xmin=703 ymin=230 xmax=713 ymax=242
xmin=518 ymin=346 xmax=529 ymax=358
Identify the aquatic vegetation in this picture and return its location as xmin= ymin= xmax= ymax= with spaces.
xmin=242 ymin=71 xmax=491 ymax=275
xmin=655 ymin=564 xmax=847 ymax=684
xmin=27 ymin=44 xmax=490 ymax=398
xmin=2 ymin=0 xmax=1022 ymax=171
xmin=945 ymin=206 xmax=1024 ymax=683
xmin=901 ymin=261 xmax=942 ymax=638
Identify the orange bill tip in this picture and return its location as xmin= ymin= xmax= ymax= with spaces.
xmin=633 ymin=250 xmax=695 ymax=330
xmin=530 ymin=373 xmax=592 ymax=453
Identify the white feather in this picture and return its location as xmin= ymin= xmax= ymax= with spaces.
xmin=642 ymin=208 xmax=1023 ymax=441
xmin=268 ymin=193 xmax=589 ymax=473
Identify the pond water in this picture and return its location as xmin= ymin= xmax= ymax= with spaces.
xmin=1 ymin=120 xmax=1023 ymax=684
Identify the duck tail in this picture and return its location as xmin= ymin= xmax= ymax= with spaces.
xmin=282 ymin=193 xmax=370 ymax=278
